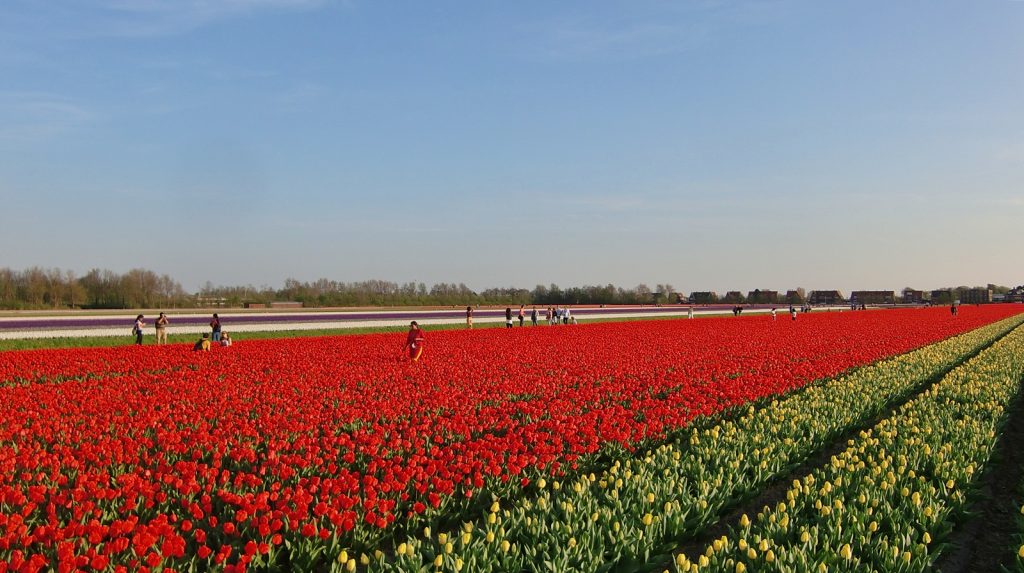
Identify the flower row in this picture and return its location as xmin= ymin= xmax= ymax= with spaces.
xmin=689 ymin=322 xmax=1024 ymax=572
xmin=355 ymin=314 xmax=1024 ymax=572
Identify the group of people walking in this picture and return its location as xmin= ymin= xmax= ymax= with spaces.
xmin=131 ymin=312 xmax=232 ymax=350
xmin=469 ymin=305 xmax=578 ymax=329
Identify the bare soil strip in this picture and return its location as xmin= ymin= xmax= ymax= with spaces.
xmin=932 ymin=379 xmax=1024 ymax=573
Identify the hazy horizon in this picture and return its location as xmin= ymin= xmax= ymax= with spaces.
xmin=2 ymin=1 xmax=1021 ymax=294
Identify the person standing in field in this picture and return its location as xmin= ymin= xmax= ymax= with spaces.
xmin=530 ymin=306 xmax=538 ymax=326
xmin=770 ymin=308 xmax=777 ymax=321
xmin=133 ymin=314 xmax=145 ymax=345
xmin=518 ymin=305 xmax=526 ymax=327
xmin=155 ymin=312 xmax=170 ymax=344
xmin=403 ymin=321 xmax=425 ymax=362
xmin=466 ymin=306 xmax=474 ymax=329
xmin=790 ymin=307 xmax=797 ymax=321
xmin=210 ymin=313 xmax=222 ymax=342
xmin=505 ymin=307 xmax=513 ymax=329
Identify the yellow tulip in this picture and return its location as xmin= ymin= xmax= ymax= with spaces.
xmin=840 ymin=544 xmax=852 ymax=560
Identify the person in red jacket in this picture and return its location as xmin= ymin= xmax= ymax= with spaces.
xmin=403 ymin=321 xmax=425 ymax=362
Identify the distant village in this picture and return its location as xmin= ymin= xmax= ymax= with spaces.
xmin=678 ymin=285 xmax=1024 ymax=306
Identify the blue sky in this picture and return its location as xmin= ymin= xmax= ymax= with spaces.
xmin=1 ymin=0 xmax=1021 ymax=294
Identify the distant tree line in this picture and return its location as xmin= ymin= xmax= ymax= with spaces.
xmin=3 ymin=266 xmax=1012 ymax=310
xmin=0 ymin=266 xmax=677 ymax=310
xmin=0 ymin=267 xmax=189 ymax=310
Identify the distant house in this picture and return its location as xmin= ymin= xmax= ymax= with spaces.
xmin=689 ymin=291 xmax=719 ymax=304
xmin=195 ymin=296 xmax=228 ymax=308
xmin=931 ymin=289 xmax=954 ymax=304
xmin=808 ymin=290 xmax=844 ymax=305
xmin=961 ymin=288 xmax=992 ymax=304
xmin=244 ymin=302 xmax=267 ymax=309
xmin=1008 ymin=286 xmax=1024 ymax=303
xmin=722 ymin=291 xmax=746 ymax=303
xmin=270 ymin=301 xmax=303 ymax=309
xmin=785 ymin=290 xmax=805 ymax=304
xmin=746 ymin=289 xmax=779 ymax=304
xmin=901 ymin=289 xmax=926 ymax=304
xmin=850 ymin=291 xmax=895 ymax=305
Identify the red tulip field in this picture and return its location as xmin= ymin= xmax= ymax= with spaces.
xmin=2 ymin=306 xmax=1024 ymax=572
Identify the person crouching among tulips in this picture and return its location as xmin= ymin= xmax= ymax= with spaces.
xmin=193 ymin=333 xmax=211 ymax=352
xmin=403 ymin=321 xmax=425 ymax=362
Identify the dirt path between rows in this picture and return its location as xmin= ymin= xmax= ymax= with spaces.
xmin=933 ymin=382 xmax=1024 ymax=573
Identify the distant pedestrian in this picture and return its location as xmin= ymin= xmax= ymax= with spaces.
xmin=547 ymin=307 xmax=555 ymax=325
xmin=466 ymin=306 xmax=474 ymax=329
xmin=403 ymin=321 xmax=425 ymax=362
xmin=564 ymin=307 xmax=572 ymax=325
xmin=505 ymin=307 xmax=513 ymax=329
xmin=771 ymin=308 xmax=777 ymax=321
xmin=210 ymin=313 xmax=222 ymax=342
xmin=950 ymin=303 xmax=958 ymax=316
xmin=220 ymin=332 xmax=233 ymax=347
xmin=155 ymin=312 xmax=169 ymax=344
xmin=132 ymin=314 xmax=145 ymax=345
xmin=531 ymin=306 xmax=538 ymax=326
xmin=790 ymin=307 xmax=797 ymax=321
xmin=688 ymin=306 xmax=694 ymax=320
xmin=518 ymin=305 xmax=525 ymax=327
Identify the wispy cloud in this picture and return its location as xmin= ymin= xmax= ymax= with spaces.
xmin=521 ymin=1 xmax=785 ymax=62
xmin=2 ymin=0 xmax=333 ymax=41
xmin=0 ymin=92 xmax=94 ymax=143
xmin=531 ymin=19 xmax=712 ymax=61
xmin=994 ymin=140 xmax=1024 ymax=165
